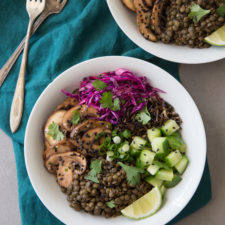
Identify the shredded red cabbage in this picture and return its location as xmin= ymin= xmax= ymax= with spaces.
xmin=62 ymin=69 xmax=165 ymax=124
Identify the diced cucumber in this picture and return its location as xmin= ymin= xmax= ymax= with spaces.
xmin=147 ymin=164 xmax=160 ymax=175
xmin=168 ymin=135 xmax=187 ymax=153
xmin=175 ymin=155 xmax=189 ymax=174
xmin=130 ymin=147 xmax=140 ymax=157
xmin=136 ymin=149 xmax=155 ymax=168
xmin=106 ymin=151 xmax=114 ymax=161
xmin=165 ymin=150 xmax=182 ymax=167
xmin=153 ymin=160 xmax=170 ymax=170
xmin=147 ymin=128 xmax=161 ymax=142
xmin=131 ymin=136 xmax=147 ymax=150
xmin=155 ymin=169 xmax=174 ymax=181
xmin=160 ymin=185 xmax=166 ymax=197
xmin=145 ymin=176 xmax=163 ymax=187
xmin=161 ymin=119 xmax=180 ymax=136
xmin=164 ymin=174 xmax=182 ymax=188
xmin=151 ymin=137 xmax=169 ymax=159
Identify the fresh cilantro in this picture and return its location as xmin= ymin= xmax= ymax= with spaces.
xmin=85 ymin=160 xmax=102 ymax=183
xmin=112 ymin=97 xmax=120 ymax=111
xmin=106 ymin=201 xmax=115 ymax=208
xmin=120 ymin=129 xmax=131 ymax=139
xmin=118 ymin=162 xmax=144 ymax=186
xmin=92 ymin=80 xmax=107 ymax=91
xmin=72 ymin=110 xmax=80 ymax=125
xmin=216 ymin=4 xmax=225 ymax=16
xmin=189 ymin=4 xmax=210 ymax=23
xmin=47 ymin=122 xmax=64 ymax=141
xmin=100 ymin=91 xmax=113 ymax=108
xmin=135 ymin=106 xmax=151 ymax=125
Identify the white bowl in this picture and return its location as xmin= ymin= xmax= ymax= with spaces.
xmin=25 ymin=56 xmax=206 ymax=225
xmin=107 ymin=0 xmax=225 ymax=64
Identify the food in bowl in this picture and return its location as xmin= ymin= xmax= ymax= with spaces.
xmin=43 ymin=68 xmax=189 ymax=219
xmin=121 ymin=0 xmax=225 ymax=48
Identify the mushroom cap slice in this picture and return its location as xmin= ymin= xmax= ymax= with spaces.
xmin=43 ymin=142 xmax=74 ymax=161
xmin=121 ymin=0 xmax=136 ymax=12
xmin=44 ymin=110 xmax=67 ymax=146
xmin=45 ymin=152 xmax=86 ymax=174
xmin=62 ymin=105 xmax=99 ymax=131
xmin=81 ymin=127 xmax=112 ymax=151
xmin=56 ymin=97 xmax=78 ymax=110
xmin=70 ymin=120 xmax=111 ymax=138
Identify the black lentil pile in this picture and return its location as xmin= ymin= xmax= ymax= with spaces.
xmin=62 ymin=157 xmax=152 ymax=218
xmin=159 ymin=0 xmax=225 ymax=48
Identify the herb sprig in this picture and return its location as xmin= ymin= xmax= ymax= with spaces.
xmin=85 ymin=160 xmax=102 ymax=183
xmin=189 ymin=4 xmax=210 ymax=23
xmin=47 ymin=122 xmax=64 ymax=141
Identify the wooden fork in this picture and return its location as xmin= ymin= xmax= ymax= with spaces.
xmin=10 ymin=0 xmax=46 ymax=133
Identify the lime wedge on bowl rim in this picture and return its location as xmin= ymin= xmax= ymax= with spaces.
xmin=204 ymin=25 xmax=225 ymax=46
xmin=121 ymin=187 xmax=162 ymax=220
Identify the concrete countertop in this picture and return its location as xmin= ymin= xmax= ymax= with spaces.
xmin=0 ymin=59 xmax=225 ymax=225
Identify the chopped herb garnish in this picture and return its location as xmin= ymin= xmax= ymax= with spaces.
xmin=118 ymin=162 xmax=144 ymax=186
xmin=85 ymin=160 xmax=102 ymax=183
xmin=100 ymin=91 xmax=113 ymax=108
xmin=216 ymin=4 xmax=225 ymax=16
xmin=120 ymin=129 xmax=131 ymax=139
xmin=72 ymin=110 xmax=80 ymax=125
xmin=47 ymin=122 xmax=64 ymax=141
xmin=189 ymin=4 xmax=210 ymax=23
xmin=135 ymin=106 xmax=151 ymax=125
xmin=92 ymin=80 xmax=107 ymax=91
xmin=112 ymin=130 xmax=118 ymax=137
xmin=112 ymin=97 xmax=120 ymax=111
xmin=65 ymin=168 xmax=69 ymax=172
xmin=106 ymin=201 xmax=115 ymax=208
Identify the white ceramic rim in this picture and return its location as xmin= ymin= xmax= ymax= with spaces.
xmin=25 ymin=56 xmax=206 ymax=225
xmin=106 ymin=0 xmax=225 ymax=64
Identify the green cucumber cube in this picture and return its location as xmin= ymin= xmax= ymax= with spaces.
xmin=131 ymin=136 xmax=147 ymax=150
xmin=130 ymin=147 xmax=140 ymax=157
xmin=147 ymin=128 xmax=161 ymax=142
xmin=151 ymin=137 xmax=169 ymax=159
xmin=162 ymin=119 xmax=180 ymax=136
xmin=160 ymin=185 xmax=166 ymax=197
xmin=175 ymin=155 xmax=189 ymax=174
xmin=136 ymin=149 xmax=155 ymax=168
xmin=168 ymin=135 xmax=187 ymax=153
xmin=147 ymin=164 xmax=160 ymax=175
xmin=164 ymin=174 xmax=182 ymax=188
xmin=165 ymin=150 xmax=182 ymax=167
xmin=153 ymin=160 xmax=170 ymax=170
xmin=155 ymin=169 xmax=174 ymax=181
xmin=145 ymin=176 xmax=163 ymax=187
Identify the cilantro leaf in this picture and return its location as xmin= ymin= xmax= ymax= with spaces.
xmin=100 ymin=91 xmax=113 ymax=108
xmin=92 ymin=80 xmax=107 ymax=91
xmin=118 ymin=162 xmax=144 ymax=186
xmin=106 ymin=201 xmax=115 ymax=208
xmin=112 ymin=97 xmax=120 ymax=111
xmin=85 ymin=160 xmax=102 ymax=183
xmin=135 ymin=106 xmax=151 ymax=125
xmin=72 ymin=110 xmax=80 ymax=125
xmin=189 ymin=4 xmax=210 ymax=23
xmin=216 ymin=4 xmax=225 ymax=16
xmin=47 ymin=122 xmax=64 ymax=141
xmin=120 ymin=129 xmax=131 ymax=139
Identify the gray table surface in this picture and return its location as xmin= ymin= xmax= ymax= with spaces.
xmin=1 ymin=59 xmax=225 ymax=225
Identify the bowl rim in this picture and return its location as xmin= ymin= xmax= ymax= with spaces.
xmin=106 ymin=0 xmax=225 ymax=64
xmin=24 ymin=56 xmax=206 ymax=225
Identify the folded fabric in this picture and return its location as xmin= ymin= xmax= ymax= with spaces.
xmin=0 ymin=0 xmax=211 ymax=224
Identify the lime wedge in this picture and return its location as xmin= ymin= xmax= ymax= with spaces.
xmin=121 ymin=187 xmax=162 ymax=220
xmin=204 ymin=25 xmax=225 ymax=46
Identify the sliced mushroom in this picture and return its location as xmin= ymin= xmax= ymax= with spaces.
xmin=121 ymin=0 xmax=136 ymax=12
xmin=43 ymin=142 xmax=74 ymax=161
xmin=56 ymin=97 xmax=78 ymax=110
xmin=56 ymin=155 xmax=87 ymax=188
xmin=70 ymin=120 xmax=112 ymax=138
xmin=45 ymin=151 xmax=86 ymax=174
xmin=151 ymin=0 xmax=168 ymax=34
xmin=81 ymin=127 xmax=111 ymax=150
xmin=134 ymin=0 xmax=157 ymax=42
xmin=62 ymin=105 xmax=99 ymax=131
xmin=44 ymin=110 xmax=67 ymax=146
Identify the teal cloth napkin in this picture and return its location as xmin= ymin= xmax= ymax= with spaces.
xmin=0 ymin=0 xmax=211 ymax=224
